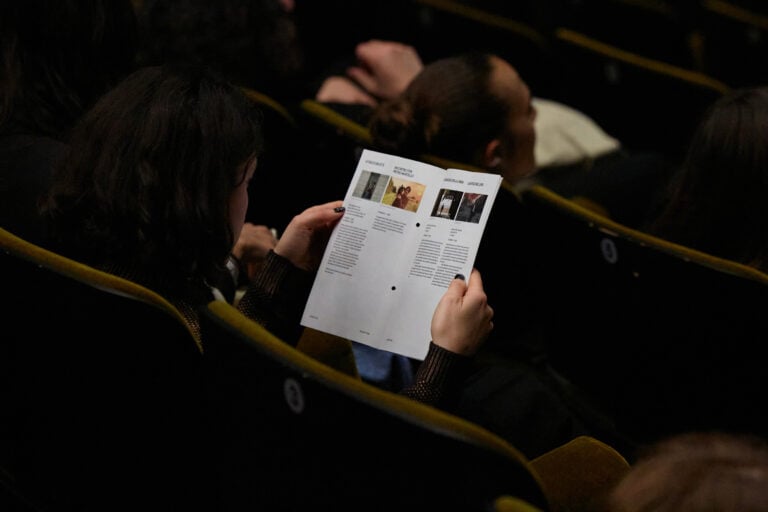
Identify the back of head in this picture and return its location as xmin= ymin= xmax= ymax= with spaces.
xmin=137 ymin=0 xmax=305 ymax=98
xmin=43 ymin=64 xmax=264 ymax=291
xmin=0 ymin=0 xmax=138 ymax=137
xmin=648 ymin=86 xmax=768 ymax=271
xmin=606 ymin=432 xmax=768 ymax=512
xmin=368 ymin=52 xmax=510 ymax=164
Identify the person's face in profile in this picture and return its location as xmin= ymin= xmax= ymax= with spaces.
xmin=229 ymin=156 xmax=258 ymax=242
xmin=491 ymin=57 xmax=537 ymax=183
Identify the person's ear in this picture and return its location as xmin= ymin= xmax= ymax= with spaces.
xmin=483 ymin=139 xmax=503 ymax=169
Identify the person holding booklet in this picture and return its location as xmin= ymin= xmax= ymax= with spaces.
xmin=642 ymin=86 xmax=768 ymax=274
xmin=41 ymin=64 xmax=495 ymax=408
xmin=301 ymin=149 xmax=503 ymax=363
xmin=366 ymin=51 xmax=540 ymax=352
xmin=365 ymin=51 xmax=632 ymax=459
xmin=0 ymin=0 xmax=140 ymax=248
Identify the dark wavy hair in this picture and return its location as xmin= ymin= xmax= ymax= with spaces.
xmin=0 ymin=0 xmax=138 ymax=138
xmin=137 ymin=0 xmax=304 ymax=99
xmin=43 ymin=64 xmax=264 ymax=292
xmin=647 ymin=86 xmax=768 ymax=272
xmin=368 ymin=52 xmax=510 ymax=164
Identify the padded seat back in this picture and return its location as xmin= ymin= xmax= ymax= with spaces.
xmin=200 ymin=300 xmax=552 ymax=511
xmin=0 ymin=227 xmax=209 ymax=511
xmin=516 ymin=185 xmax=768 ymax=447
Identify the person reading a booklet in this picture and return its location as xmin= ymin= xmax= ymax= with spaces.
xmin=366 ymin=52 xmax=539 ymax=354
xmin=366 ymin=51 xmax=632 ymax=459
xmin=41 ymin=64 xmax=495 ymax=409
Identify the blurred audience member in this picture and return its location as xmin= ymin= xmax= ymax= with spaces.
xmin=644 ymin=86 xmax=768 ymax=273
xmin=136 ymin=1 xmax=419 ymax=233
xmin=138 ymin=0 xmax=417 ymax=107
xmin=363 ymin=52 xmax=640 ymax=459
xmin=0 ymin=0 xmax=139 ymax=244
xmin=316 ymin=39 xmax=424 ymax=108
xmin=604 ymin=431 xmax=768 ymax=512
xmin=137 ymin=0 xmax=306 ymax=102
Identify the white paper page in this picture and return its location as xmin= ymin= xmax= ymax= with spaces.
xmin=301 ymin=149 xmax=502 ymax=360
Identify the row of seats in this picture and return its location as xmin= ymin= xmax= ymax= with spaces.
xmin=5 ymin=175 xmax=768 ymax=508
xmin=0 ymin=225 xmax=629 ymax=511
xmin=4 ymin=3 xmax=763 ymax=508
xmin=288 ymin=0 xmax=746 ymax=165
xmin=5 ymin=78 xmax=767 ymax=494
xmin=247 ymin=0 xmax=749 ymax=211
xmin=407 ymin=0 xmax=768 ymax=89
xmin=516 ymin=183 xmax=768 ymax=446
xmin=396 ymin=0 xmax=736 ymax=162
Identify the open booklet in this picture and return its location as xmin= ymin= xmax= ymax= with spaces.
xmin=301 ymin=149 xmax=502 ymax=360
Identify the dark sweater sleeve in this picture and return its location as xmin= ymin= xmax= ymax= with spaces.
xmin=399 ymin=342 xmax=473 ymax=410
xmin=236 ymin=250 xmax=314 ymax=345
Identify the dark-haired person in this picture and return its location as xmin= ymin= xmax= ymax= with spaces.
xmin=135 ymin=1 xmax=425 ymax=234
xmin=0 ymin=0 xmax=139 ymax=245
xmin=369 ymin=52 xmax=637 ymax=459
xmin=42 ymin=64 xmax=495 ymax=408
xmin=369 ymin=51 xmax=540 ymax=359
xmin=644 ymin=86 xmax=768 ymax=273
xmin=370 ymin=52 xmax=539 ymax=185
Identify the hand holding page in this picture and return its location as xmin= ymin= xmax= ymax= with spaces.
xmin=301 ymin=149 xmax=502 ymax=360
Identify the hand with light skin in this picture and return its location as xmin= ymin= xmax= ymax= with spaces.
xmin=346 ymin=39 xmax=424 ymax=101
xmin=430 ymin=269 xmax=494 ymax=356
xmin=232 ymin=223 xmax=279 ymax=280
xmin=273 ymin=200 xmax=345 ymax=271
xmin=315 ymin=75 xmax=378 ymax=106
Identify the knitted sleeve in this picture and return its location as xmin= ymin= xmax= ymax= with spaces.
xmin=399 ymin=342 xmax=473 ymax=410
xmin=237 ymin=250 xmax=314 ymax=345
